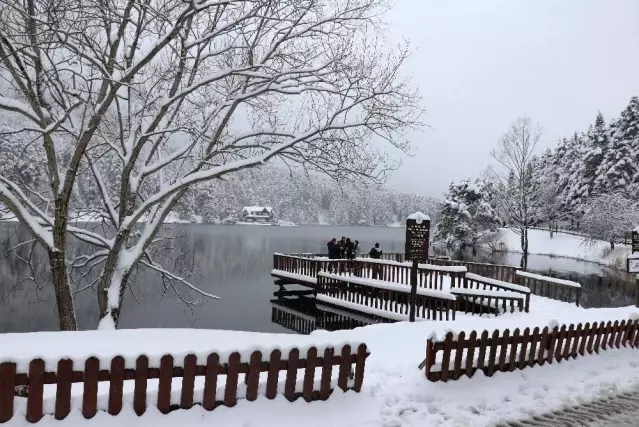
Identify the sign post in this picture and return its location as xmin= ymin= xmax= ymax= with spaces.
xmin=628 ymin=230 xmax=639 ymax=307
xmin=406 ymin=212 xmax=431 ymax=322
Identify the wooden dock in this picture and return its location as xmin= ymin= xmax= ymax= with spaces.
xmin=271 ymin=253 xmax=582 ymax=323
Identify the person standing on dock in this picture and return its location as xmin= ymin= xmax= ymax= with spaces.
xmin=369 ymin=242 xmax=382 ymax=259
xmin=327 ymin=238 xmax=338 ymax=259
xmin=345 ymin=238 xmax=355 ymax=260
xmin=369 ymin=243 xmax=382 ymax=279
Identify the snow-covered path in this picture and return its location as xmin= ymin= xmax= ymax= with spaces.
xmin=4 ymin=297 xmax=639 ymax=427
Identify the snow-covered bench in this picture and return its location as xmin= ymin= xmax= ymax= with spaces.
xmin=0 ymin=330 xmax=370 ymax=423
xmin=317 ymin=272 xmax=457 ymax=321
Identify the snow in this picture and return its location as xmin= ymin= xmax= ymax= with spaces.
xmin=316 ymin=294 xmax=422 ymax=322
xmin=271 ymin=269 xmax=318 ymax=284
xmin=318 ymin=272 xmax=457 ymax=301
xmin=0 ymin=329 xmax=363 ymax=374
xmin=407 ymin=211 xmax=430 ymax=223
xmin=466 ymin=273 xmax=531 ymax=294
xmin=355 ymin=257 xmax=467 ymax=273
xmin=6 ymin=302 xmax=639 ymax=427
xmin=516 ymin=270 xmax=581 ymax=288
xmin=449 ymin=288 xmax=523 ymax=299
xmin=490 ymin=228 xmax=630 ymax=268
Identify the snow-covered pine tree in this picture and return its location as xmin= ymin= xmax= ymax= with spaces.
xmin=596 ymin=117 xmax=638 ymax=196
xmin=434 ymin=179 xmax=500 ymax=247
xmin=583 ymin=113 xmax=610 ymax=198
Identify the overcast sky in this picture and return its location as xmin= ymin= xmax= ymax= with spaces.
xmin=383 ymin=0 xmax=639 ymax=199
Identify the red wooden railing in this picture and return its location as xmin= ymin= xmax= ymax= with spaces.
xmin=0 ymin=344 xmax=369 ymax=423
xmin=423 ymin=319 xmax=639 ymax=382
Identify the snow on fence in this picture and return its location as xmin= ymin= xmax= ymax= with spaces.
xmin=316 ymin=272 xmax=457 ymax=321
xmin=516 ymin=271 xmax=582 ymax=306
xmin=427 ymin=257 xmax=520 ymax=284
xmin=273 ymin=255 xmax=466 ymax=291
xmin=423 ymin=318 xmax=639 ymax=382
xmin=0 ymin=344 xmax=369 ymax=423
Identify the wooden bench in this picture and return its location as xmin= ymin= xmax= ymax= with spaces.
xmin=449 ymin=288 xmax=526 ymax=315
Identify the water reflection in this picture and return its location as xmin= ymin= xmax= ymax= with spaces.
xmin=270 ymin=298 xmax=389 ymax=334
xmin=0 ymin=223 xmax=405 ymax=333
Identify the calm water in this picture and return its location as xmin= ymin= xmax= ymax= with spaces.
xmin=0 ymin=224 xmax=635 ymax=334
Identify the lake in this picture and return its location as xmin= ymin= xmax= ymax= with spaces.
xmin=0 ymin=224 xmax=636 ymax=334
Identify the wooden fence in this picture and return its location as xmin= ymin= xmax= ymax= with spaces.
xmin=427 ymin=258 xmax=520 ymax=284
xmin=273 ymin=255 xmax=466 ymax=290
xmin=423 ymin=318 xmax=639 ymax=382
xmin=516 ymin=271 xmax=581 ymax=306
xmin=317 ymin=273 xmax=456 ymax=321
xmin=0 ymin=344 xmax=369 ymax=423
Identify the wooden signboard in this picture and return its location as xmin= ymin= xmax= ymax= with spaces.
xmin=633 ymin=231 xmax=639 ymax=253
xmin=405 ymin=218 xmax=430 ymax=263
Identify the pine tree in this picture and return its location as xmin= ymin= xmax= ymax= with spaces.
xmin=434 ymin=179 xmax=500 ymax=247
xmin=582 ymin=113 xmax=609 ymax=199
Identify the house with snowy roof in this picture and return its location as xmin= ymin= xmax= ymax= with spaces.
xmin=241 ymin=206 xmax=274 ymax=223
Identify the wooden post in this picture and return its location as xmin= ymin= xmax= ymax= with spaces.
xmin=409 ymin=260 xmax=418 ymax=322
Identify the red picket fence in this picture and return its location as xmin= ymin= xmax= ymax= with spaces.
xmin=0 ymin=344 xmax=369 ymax=423
xmin=423 ymin=319 xmax=639 ymax=382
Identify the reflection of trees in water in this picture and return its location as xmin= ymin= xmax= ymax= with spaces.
xmin=0 ymin=224 xmax=408 ymax=333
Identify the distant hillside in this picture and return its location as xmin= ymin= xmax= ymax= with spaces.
xmin=174 ymin=166 xmax=439 ymax=226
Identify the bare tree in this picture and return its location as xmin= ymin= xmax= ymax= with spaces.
xmin=0 ymin=0 xmax=421 ymax=330
xmin=490 ymin=117 xmax=541 ymax=255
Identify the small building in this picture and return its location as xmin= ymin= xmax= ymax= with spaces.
xmin=241 ymin=206 xmax=274 ymax=223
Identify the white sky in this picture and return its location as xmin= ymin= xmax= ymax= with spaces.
xmin=383 ymin=0 xmax=639 ymax=198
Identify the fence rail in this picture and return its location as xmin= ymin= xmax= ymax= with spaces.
xmin=424 ymin=319 xmax=639 ymax=382
xmin=428 ymin=258 xmax=520 ymax=284
xmin=0 ymin=344 xmax=369 ymax=423
xmin=516 ymin=271 xmax=581 ymax=306
xmin=317 ymin=272 xmax=456 ymax=321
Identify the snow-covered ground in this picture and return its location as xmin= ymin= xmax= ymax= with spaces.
xmin=4 ymin=298 xmax=639 ymax=427
xmin=487 ymin=228 xmax=630 ymax=269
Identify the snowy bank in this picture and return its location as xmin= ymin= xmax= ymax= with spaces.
xmin=4 ymin=298 xmax=639 ymax=426
xmin=487 ymin=228 xmax=631 ymax=268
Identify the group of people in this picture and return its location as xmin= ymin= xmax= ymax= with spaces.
xmin=327 ymin=237 xmax=382 ymax=260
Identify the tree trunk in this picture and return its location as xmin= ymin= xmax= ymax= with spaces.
xmin=49 ymin=249 xmax=77 ymax=330
xmin=50 ymin=203 xmax=77 ymax=330
xmin=522 ymin=227 xmax=529 ymax=255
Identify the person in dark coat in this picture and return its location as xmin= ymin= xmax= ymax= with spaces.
xmin=339 ymin=236 xmax=346 ymax=258
xmin=327 ymin=238 xmax=337 ymax=259
xmin=369 ymin=243 xmax=383 ymax=279
xmin=345 ymin=238 xmax=355 ymax=260
xmin=369 ymin=242 xmax=382 ymax=259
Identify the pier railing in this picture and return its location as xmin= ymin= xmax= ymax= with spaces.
xmin=427 ymin=258 xmax=520 ymax=284
xmin=317 ymin=272 xmax=457 ymax=321
xmin=273 ymin=254 xmax=467 ymax=290
xmin=0 ymin=343 xmax=369 ymax=423
xmin=516 ymin=271 xmax=581 ymax=306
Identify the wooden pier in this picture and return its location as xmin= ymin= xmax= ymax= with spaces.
xmin=272 ymin=253 xmax=581 ymax=323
